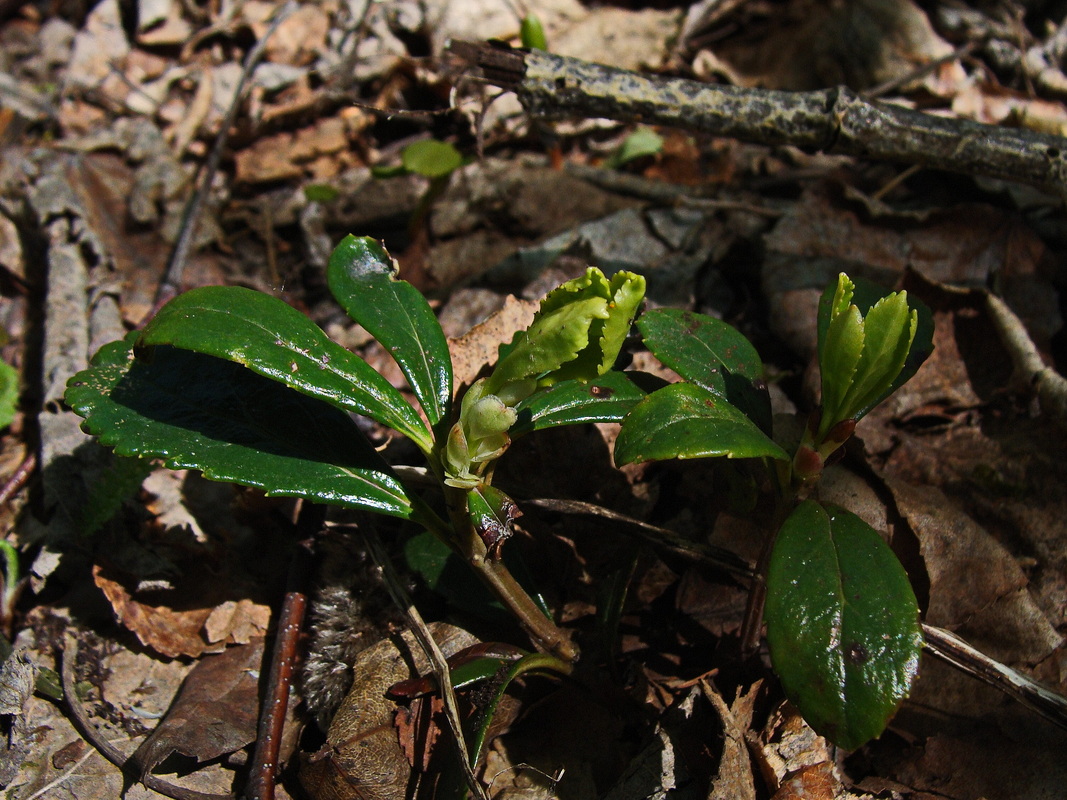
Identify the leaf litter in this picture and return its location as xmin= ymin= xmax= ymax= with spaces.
xmin=0 ymin=0 xmax=1066 ymax=798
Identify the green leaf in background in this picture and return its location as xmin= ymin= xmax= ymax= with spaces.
xmin=137 ymin=284 xmax=432 ymax=452
xmin=614 ymin=382 xmax=788 ymax=465
xmin=303 ymin=184 xmax=339 ymax=203
xmin=520 ymin=13 xmax=548 ymax=50
xmin=605 ymin=127 xmax=664 ymax=169
xmin=637 ymin=308 xmax=772 ymax=432
xmin=65 ymin=338 xmax=416 ymax=520
xmin=401 ymin=139 xmax=464 ymax=180
xmin=765 ymin=500 xmax=923 ymax=749
xmin=0 ymin=360 xmax=17 ymax=430
xmin=510 ymin=372 xmax=646 ymax=436
xmin=327 ymin=235 xmax=453 ymax=432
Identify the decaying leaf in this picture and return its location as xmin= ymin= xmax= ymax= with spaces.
xmin=300 ymin=623 xmax=477 ymax=800
xmin=127 ymin=640 xmax=264 ymax=780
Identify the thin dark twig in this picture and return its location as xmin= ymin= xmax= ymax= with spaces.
xmin=0 ymin=451 xmax=35 ymax=506
xmin=244 ymin=535 xmax=316 ymax=800
xmin=148 ymin=1 xmax=298 ymax=318
xmin=61 ymin=633 xmax=234 ymax=800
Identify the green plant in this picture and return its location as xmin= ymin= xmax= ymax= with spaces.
xmin=614 ymin=273 xmax=933 ymax=749
xmin=65 ymin=235 xmax=646 ymax=660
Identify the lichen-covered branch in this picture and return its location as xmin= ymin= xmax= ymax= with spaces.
xmin=450 ymin=42 xmax=1067 ymax=197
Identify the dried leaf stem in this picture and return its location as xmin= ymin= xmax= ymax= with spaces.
xmin=152 ymin=1 xmax=298 ymax=315
xmin=361 ymin=526 xmax=492 ymax=800
xmin=984 ymin=290 xmax=1067 ymax=428
xmin=449 ymin=42 xmax=1067 ymax=198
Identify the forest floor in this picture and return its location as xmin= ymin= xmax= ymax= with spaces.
xmin=1 ymin=1 xmax=1067 ymax=799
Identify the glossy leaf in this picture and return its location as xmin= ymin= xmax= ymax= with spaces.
xmin=488 ymin=268 xmax=645 ymax=393
xmin=765 ymin=501 xmax=923 ymax=749
xmin=65 ymin=337 xmax=416 ymax=519
xmin=817 ymin=275 xmax=933 ymax=423
xmin=637 ymin=309 xmax=772 ymax=432
xmin=327 ymin=235 xmax=453 ymax=431
xmin=137 ymin=284 xmax=432 ymax=452
xmin=510 ymin=372 xmax=646 ymax=436
xmin=845 ymin=292 xmax=917 ymax=417
xmin=614 ymin=382 xmax=788 ymax=465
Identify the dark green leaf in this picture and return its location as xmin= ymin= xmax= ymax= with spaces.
xmin=765 ymin=501 xmax=923 ymax=749
xmin=638 ymin=309 xmax=772 ymax=432
xmin=614 ymin=382 xmax=788 ymax=465
xmin=510 ymin=372 xmax=646 ymax=436
xmin=328 ymin=235 xmax=453 ymax=431
xmin=65 ymin=337 xmax=416 ymax=519
xmin=80 ymin=455 xmax=154 ymax=536
xmin=137 ymin=284 xmax=431 ymax=451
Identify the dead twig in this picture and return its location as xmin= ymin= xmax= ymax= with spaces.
xmin=150 ymin=1 xmax=298 ymax=318
xmin=360 ymin=526 xmax=491 ymax=800
xmin=922 ymin=624 xmax=1067 ymax=730
xmin=61 ymin=633 xmax=234 ymax=800
xmin=0 ymin=451 xmax=35 ymax=506
xmin=448 ymin=42 xmax=1067 ymax=199
xmin=244 ymin=530 xmax=317 ymax=800
xmin=984 ymin=290 xmax=1067 ymax=428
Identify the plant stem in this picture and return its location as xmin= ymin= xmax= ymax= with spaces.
xmin=740 ymin=464 xmax=796 ymax=656
xmin=443 ymin=486 xmax=578 ymax=662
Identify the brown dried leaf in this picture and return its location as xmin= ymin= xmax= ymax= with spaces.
xmin=92 ymin=557 xmax=272 ymax=659
xmin=127 ymin=640 xmax=264 ymax=779
xmin=705 ymin=681 xmax=760 ymax=800
xmin=394 ymin=695 xmax=444 ymax=773
xmin=300 ymin=623 xmax=477 ymax=800
xmin=448 ymin=295 xmax=538 ymax=392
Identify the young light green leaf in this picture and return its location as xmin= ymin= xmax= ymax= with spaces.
xmin=137 ymin=284 xmax=433 ymax=452
xmin=0 ymin=360 xmax=17 ymax=430
xmin=520 ymin=12 xmax=548 ymax=50
xmin=637 ymin=308 xmax=772 ymax=432
xmin=614 ymin=382 xmax=788 ymax=465
xmin=510 ymin=372 xmax=646 ymax=436
xmin=818 ymin=302 xmax=864 ymax=427
xmin=327 ymin=235 xmax=453 ymax=432
xmin=65 ymin=337 xmax=417 ymax=519
xmin=401 ymin=139 xmax=463 ymax=179
xmin=605 ymin=127 xmax=664 ymax=169
xmin=489 ymin=296 xmax=610 ymax=392
xmin=816 ymin=273 xmax=856 ymax=365
xmin=765 ymin=501 xmax=923 ymax=750
xmin=488 ymin=268 xmax=644 ymax=394
xmin=843 ymin=292 xmax=917 ymax=418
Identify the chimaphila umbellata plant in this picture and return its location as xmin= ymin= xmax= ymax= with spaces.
xmin=67 ymin=234 xmax=930 ymax=751
xmin=614 ymin=273 xmax=932 ymax=749
xmin=65 ymin=235 xmax=645 ymax=662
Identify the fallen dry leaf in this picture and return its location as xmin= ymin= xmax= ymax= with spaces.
xmin=127 ymin=640 xmax=264 ymax=780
